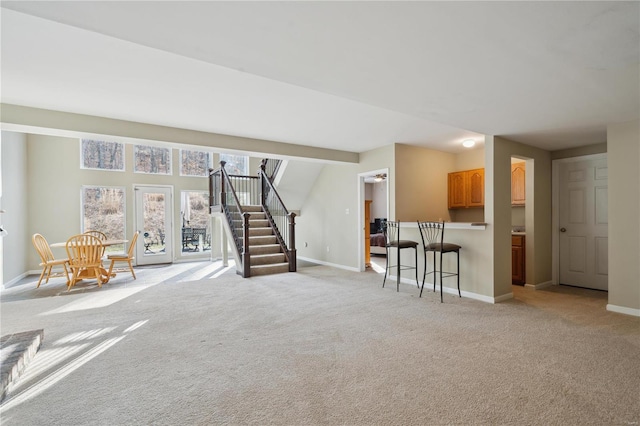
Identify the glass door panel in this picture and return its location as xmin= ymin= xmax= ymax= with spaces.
xmin=135 ymin=185 xmax=173 ymax=265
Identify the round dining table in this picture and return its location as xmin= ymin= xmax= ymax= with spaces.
xmin=49 ymin=239 xmax=128 ymax=248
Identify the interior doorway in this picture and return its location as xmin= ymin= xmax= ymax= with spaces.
xmin=510 ymin=156 xmax=529 ymax=287
xmin=357 ymin=169 xmax=389 ymax=272
xmin=134 ymin=185 xmax=173 ymax=265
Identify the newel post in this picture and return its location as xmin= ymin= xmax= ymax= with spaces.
xmin=219 ymin=161 xmax=227 ymax=212
xmin=208 ymin=168 xmax=214 ymax=213
xmin=242 ymin=211 xmax=251 ymax=277
xmin=259 ymin=159 xmax=267 ymax=206
xmin=288 ymin=212 xmax=297 ymax=272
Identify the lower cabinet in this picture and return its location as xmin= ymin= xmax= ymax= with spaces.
xmin=512 ymin=235 xmax=525 ymax=285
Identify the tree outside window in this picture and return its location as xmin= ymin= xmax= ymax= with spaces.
xmin=134 ymin=145 xmax=172 ymax=174
xmin=82 ymin=186 xmax=125 ymax=252
xmin=180 ymin=191 xmax=211 ymax=253
xmin=220 ymin=153 xmax=248 ymax=175
xmin=180 ymin=149 xmax=211 ymax=177
xmin=80 ymin=139 xmax=124 ymax=171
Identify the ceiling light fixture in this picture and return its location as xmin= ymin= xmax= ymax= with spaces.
xmin=374 ymin=173 xmax=386 ymax=182
xmin=462 ymin=139 xmax=476 ymax=148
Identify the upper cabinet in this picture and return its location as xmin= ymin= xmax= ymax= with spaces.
xmin=448 ymin=168 xmax=484 ymax=209
xmin=511 ymin=162 xmax=526 ymax=206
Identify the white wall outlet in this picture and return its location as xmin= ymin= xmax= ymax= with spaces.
xmin=345 ymin=208 xmax=349 ymax=214
xmin=326 ymin=246 xmax=330 ymax=252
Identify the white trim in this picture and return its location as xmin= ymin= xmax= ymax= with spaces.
xmin=173 ymin=257 xmax=214 ymax=264
xmin=1 ymin=271 xmax=30 ymax=290
xmin=606 ymin=304 xmax=640 ymax=317
xmin=493 ymin=292 xmax=514 ymax=303
xmin=357 ymin=167 xmax=390 ymax=273
xmin=389 ymin=275 xmax=507 ymax=304
xmin=297 ymin=256 xmax=360 ymax=272
xmin=524 ymin=280 xmax=554 ymax=290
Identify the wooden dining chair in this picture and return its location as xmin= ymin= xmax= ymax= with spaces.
xmin=84 ymin=230 xmax=108 ymax=257
xmin=32 ymin=233 xmax=70 ymax=288
xmin=65 ymin=234 xmax=106 ymax=290
xmin=107 ymin=231 xmax=140 ymax=280
xmin=84 ymin=230 xmax=107 ymax=240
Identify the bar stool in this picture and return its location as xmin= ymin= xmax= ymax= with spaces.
xmin=417 ymin=221 xmax=461 ymax=303
xmin=382 ymin=221 xmax=419 ymax=292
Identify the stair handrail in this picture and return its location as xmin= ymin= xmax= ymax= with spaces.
xmin=262 ymin=158 xmax=282 ymax=181
xmin=258 ymin=162 xmax=297 ymax=272
xmin=217 ymin=161 xmax=251 ymax=277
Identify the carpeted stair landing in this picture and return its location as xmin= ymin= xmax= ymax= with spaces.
xmin=0 ymin=330 xmax=43 ymax=402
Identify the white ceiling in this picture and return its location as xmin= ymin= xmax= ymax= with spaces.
xmin=1 ymin=2 xmax=638 ymax=154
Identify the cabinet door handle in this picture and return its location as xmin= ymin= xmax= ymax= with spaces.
xmin=560 ymin=228 xmax=566 ymax=232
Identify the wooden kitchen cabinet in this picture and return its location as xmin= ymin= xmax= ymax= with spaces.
xmin=448 ymin=171 xmax=467 ymax=208
xmin=512 ymin=234 xmax=525 ymax=285
xmin=511 ymin=162 xmax=526 ymax=206
xmin=448 ymin=168 xmax=484 ymax=209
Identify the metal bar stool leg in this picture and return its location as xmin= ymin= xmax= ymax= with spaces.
xmin=439 ymin=251 xmax=444 ymax=303
xmin=396 ymin=246 xmax=401 ymax=292
xmin=457 ymin=250 xmax=461 ymax=297
xmin=414 ymin=247 xmax=419 ymax=288
xmin=433 ymin=251 xmax=437 ymax=293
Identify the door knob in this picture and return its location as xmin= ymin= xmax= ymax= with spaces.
xmin=560 ymin=228 xmax=566 ymax=232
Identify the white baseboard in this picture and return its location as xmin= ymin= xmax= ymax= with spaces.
xmin=389 ymin=276 xmax=509 ymax=304
xmin=297 ymin=260 xmax=514 ymax=304
xmin=297 ymin=257 xmax=360 ymax=272
xmin=524 ymin=280 xmax=554 ymax=290
xmin=493 ymin=292 xmax=514 ymax=303
xmin=606 ymin=304 xmax=640 ymax=317
xmin=1 ymin=271 xmax=31 ymax=290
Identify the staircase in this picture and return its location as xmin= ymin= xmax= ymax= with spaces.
xmin=241 ymin=205 xmax=290 ymax=276
xmin=210 ymin=159 xmax=297 ymax=278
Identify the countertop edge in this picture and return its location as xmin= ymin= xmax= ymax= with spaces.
xmin=400 ymin=222 xmax=487 ymax=230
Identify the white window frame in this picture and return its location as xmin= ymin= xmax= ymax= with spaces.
xmin=80 ymin=185 xmax=127 ymax=251
xmin=179 ymin=149 xmax=213 ymax=177
xmin=133 ymin=144 xmax=173 ymax=175
xmin=220 ymin=153 xmax=249 ymax=176
xmin=79 ymin=139 xmax=125 ymax=172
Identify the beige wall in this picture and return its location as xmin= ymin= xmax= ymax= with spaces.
xmin=1 ymin=131 xmax=29 ymax=286
xmin=455 ymin=146 xmax=485 ymax=170
xmin=10 ymin=133 xmax=270 ymax=275
xmin=450 ymin=147 xmax=485 ymax=223
xmin=296 ymin=144 xmax=395 ymax=269
xmin=296 ymin=162 xmax=360 ymax=268
xmin=489 ymin=137 xmax=552 ymax=295
xmin=394 ymin=144 xmax=455 ymax=222
xmin=607 ymin=119 xmax=640 ymax=313
xmin=551 ymin=142 xmax=607 ymax=160
xmin=2 ymin=104 xmax=359 ymax=164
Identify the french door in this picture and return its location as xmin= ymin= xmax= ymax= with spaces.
xmin=134 ymin=185 xmax=173 ymax=265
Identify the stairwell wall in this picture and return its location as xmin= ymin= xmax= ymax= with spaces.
xmin=296 ymin=145 xmax=395 ymax=269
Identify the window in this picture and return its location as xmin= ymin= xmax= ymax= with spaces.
xmin=220 ymin=153 xmax=248 ymax=175
xmin=134 ymin=145 xmax=172 ymax=174
xmin=180 ymin=149 xmax=211 ymax=177
xmin=180 ymin=191 xmax=211 ymax=253
xmin=82 ymin=186 xmax=125 ymax=252
xmin=80 ymin=139 xmax=124 ymax=171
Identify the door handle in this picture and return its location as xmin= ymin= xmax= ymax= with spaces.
xmin=560 ymin=228 xmax=566 ymax=232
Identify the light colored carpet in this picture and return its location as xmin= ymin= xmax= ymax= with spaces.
xmin=1 ymin=262 xmax=639 ymax=425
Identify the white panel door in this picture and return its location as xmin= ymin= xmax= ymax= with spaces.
xmin=559 ymin=157 xmax=608 ymax=290
xmin=134 ymin=185 xmax=173 ymax=265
